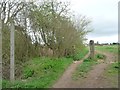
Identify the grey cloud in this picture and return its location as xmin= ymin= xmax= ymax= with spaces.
xmin=88 ymin=20 xmax=118 ymax=38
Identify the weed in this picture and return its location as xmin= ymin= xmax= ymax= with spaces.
xmin=73 ymin=53 xmax=104 ymax=80
xmin=103 ymin=62 xmax=119 ymax=87
xmin=95 ymin=53 xmax=106 ymax=59
xmin=23 ymin=68 xmax=34 ymax=79
xmin=2 ymin=57 xmax=73 ymax=88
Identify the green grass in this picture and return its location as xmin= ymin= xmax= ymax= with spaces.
xmin=73 ymin=58 xmax=96 ymax=80
xmin=96 ymin=45 xmax=119 ymax=87
xmin=72 ymin=53 xmax=106 ymax=80
xmin=3 ymin=57 xmax=73 ymax=88
xmin=95 ymin=45 xmax=118 ymax=54
xmin=3 ymin=47 xmax=89 ymax=88
xmin=95 ymin=53 xmax=106 ymax=60
xmin=103 ymin=62 xmax=119 ymax=87
xmin=73 ymin=47 xmax=89 ymax=61
xmin=105 ymin=62 xmax=119 ymax=76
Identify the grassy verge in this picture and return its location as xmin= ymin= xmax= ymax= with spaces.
xmin=96 ymin=45 xmax=119 ymax=87
xmin=2 ymin=47 xmax=89 ymax=88
xmin=72 ymin=53 xmax=106 ymax=80
xmin=3 ymin=57 xmax=73 ymax=88
xmin=73 ymin=47 xmax=89 ymax=61
xmin=103 ymin=62 xmax=119 ymax=87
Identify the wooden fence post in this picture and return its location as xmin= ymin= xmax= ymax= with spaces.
xmin=89 ymin=40 xmax=94 ymax=59
xmin=10 ymin=19 xmax=15 ymax=82
xmin=0 ymin=7 xmax=2 ymax=89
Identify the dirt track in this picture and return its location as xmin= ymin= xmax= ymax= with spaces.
xmin=52 ymin=50 xmax=117 ymax=88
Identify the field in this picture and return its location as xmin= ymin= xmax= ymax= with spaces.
xmin=95 ymin=45 xmax=119 ymax=54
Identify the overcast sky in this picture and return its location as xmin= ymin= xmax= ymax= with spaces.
xmin=60 ymin=0 xmax=119 ymax=44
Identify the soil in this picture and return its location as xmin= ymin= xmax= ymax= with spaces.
xmin=52 ymin=50 xmax=118 ymax=88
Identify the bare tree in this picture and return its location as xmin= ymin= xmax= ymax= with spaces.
xmin=28 ymin=0 xmax=91 ymax=57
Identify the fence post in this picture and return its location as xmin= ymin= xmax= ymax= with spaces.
xmin=10 ymin=18 xmax=15 ymax=82
xmin=0 ymin=7 xmax=2 ymax=90
xmin=89 ymin=40 xmax=94 ymax=59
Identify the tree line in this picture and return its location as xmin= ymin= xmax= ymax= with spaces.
xmin=0 ymin=0 xmax=92 ymax=80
